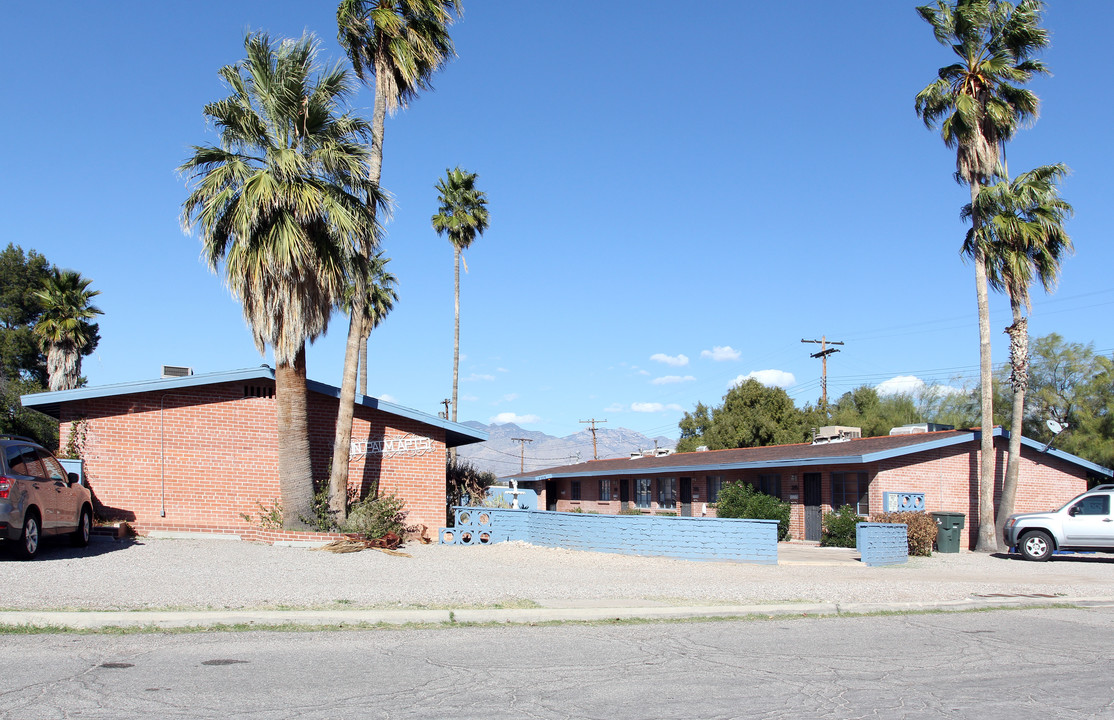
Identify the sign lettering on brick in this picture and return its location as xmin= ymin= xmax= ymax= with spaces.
xmin=350 ymin=433 xmax=433 ymax=459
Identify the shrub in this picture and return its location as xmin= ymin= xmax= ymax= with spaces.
xmin=619 ymin=507 xmax=643 ymax=515
xmin=657 ymin=511 xmax=678 ymax=516
xmin=716 ymin=482 xmax=791 ymax=541
xmin=821 ymin=505 xmax=863 ymax=548
xmin=870 ymin=511 xmax=938 ymax=556
xmin=342 ymin=493 xmax=409 ymax=541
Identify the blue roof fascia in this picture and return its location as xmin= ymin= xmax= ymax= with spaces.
xmin=21 ymin=367 xmax=276 ymax=408
xmin=1015 ymin=432 xmax=1112 ymax=478
xmin=22 ymin=367 xmax=487 ymax=449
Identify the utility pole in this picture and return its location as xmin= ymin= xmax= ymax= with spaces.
xmin=439 ymin=398 xmax=452 ymax=420
xmin=510 ymin=437 xmax=533 ymax=473
xmin=802 ymin=336 xmax=844 ymax=406
xmin=579 ymin=418 xmax=607 ymax=460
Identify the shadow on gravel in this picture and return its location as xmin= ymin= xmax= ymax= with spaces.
xmin=0 ymin=536 xmax=138 ymax=562
xmin=992 ymin=551 xmax=1114 ymax=564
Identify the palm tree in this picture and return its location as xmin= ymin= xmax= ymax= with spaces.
xmin=180 ymin=33 xmax=380 ymax=530
xmin=342 ymin=252 xmax=399 ymax=397
xmin=433 ymin=167 xmax=489 ymax=432
xmin=33 ymin=269 xmax=102 ymax=391
xmin=964 ymin=164 xmax=1072 ymax=547
xmin=328 ymin=0 xmax=461 ymax=521
xmin=915 ymin=0 xmax=1049 ymax=551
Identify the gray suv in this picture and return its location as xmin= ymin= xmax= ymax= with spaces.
xmin=0 ymin=436 xmax=92 ymax=559
xmin=1003 ymin=484 xmax=1114 ymax=561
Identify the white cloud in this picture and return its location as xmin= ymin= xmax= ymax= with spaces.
xmin=630 ymin=402 xmax=684 ymax=413
xmin=463 ymin=373 xmax=495 ymax=382
xmin=637 ymin=369 xmax=651 ymax=376
xmin=650 ymin=353 xmax=689 ymax=367
xmin=497 ymin=367 xmax=508 ymax=373
xmin=701 ymin=345 xmax=741 ymax=362
xmin=603 ymin=403 xmax=625 ymax=413
xmin=730 ymin=369 xmax=796 ymax=389
xmin=489 ymin=412 xmax=541 ymax=425
xmin=499 ymin=393 xmax=520 ymax=403
xmin=875 ymin=375 xmax=925 ymax=396
xmin=877 ymin=376 xmax=965 ymax=398
xmin=378 ymin=393 xmax=397 ymax=403
xmin=651 ymin=375 xmax=696 ymax=385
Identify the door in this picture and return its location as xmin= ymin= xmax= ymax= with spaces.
xmin=803 ymin=473 xmax=822 ymax=542
xmin=1063 ymin=494 xmax=1113 ymax=545
xmin=620 ymin=479 xmax=630 ymax=510
xmin=545 ymin=481 xmax=557 ymax=511
xmin=680 ymin=477 xmax=692 ymax=517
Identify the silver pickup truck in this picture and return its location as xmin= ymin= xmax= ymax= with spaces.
xmin=1003 ymin=484 xmax=1114 ymax=561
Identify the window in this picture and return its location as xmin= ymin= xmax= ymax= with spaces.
xmin=37 ymin=450 xmax=67 ymax=481
xmin=635 ymin=478 xmax=652 ymax=508
xmin=657 ymin=477 xmax=676 ymax=509
xmin=571 ymin=480 xmax=581 ymax=501
xmin=706 ymin=476 xmax=723 ymax=503
xmin=1072 ymin=495 xmax=1110 ymax=516
xmin=832 ymin=472 xmax=869 ymax=515
xmin=599 ymin=479 xmax=611 ymax=501
xmin=757 ymin=473 xmax=781 ymax=498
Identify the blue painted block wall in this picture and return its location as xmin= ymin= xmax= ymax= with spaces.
xmin=441 ymin=507 xmax=778 ymax=565
xmin=856 ymin=522 xmax=908 ymax=566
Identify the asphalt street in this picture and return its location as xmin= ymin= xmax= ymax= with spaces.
xmin=3 ymin=607 xmax=1112 ymax=719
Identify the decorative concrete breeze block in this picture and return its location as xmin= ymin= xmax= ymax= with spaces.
xmin=441 ymin=507 xmax=778 ymax=565
xmin=856 ymin=522 xmax=908 ymax=566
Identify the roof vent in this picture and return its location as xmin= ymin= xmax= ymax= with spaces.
xmin=161 ymin=365 xmax=194 ymax=378
xmin=811 ymin=426 xmax=862 ymax=444
xmin=696 ymin=445 xmax=708 ymax=452
xmin=654 ymin=448 xmax=674 ymax=457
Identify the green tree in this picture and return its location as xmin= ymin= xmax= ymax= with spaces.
xmin=829 ymin=386 xmax=923 ymax=437
xmin=180 ymin=33 xmax=379 ymax=529
xmin=915 ymin=0 xmax=1050 ymax=551
xmin=32 ymin=269 xmax=102 ymax=392
xmin=1023 ymin=334 xmax=1113 ymax=470
xmin=329 ymin=0 xmax=461 ymax=521
xmin=0 ymin=244 xmax=52 ymax=385
xmin=964 ymin=164 xmax=1072 ymax=545
xmin=432 ymin=167 xmax=489 ymax=432
xmin=677 ymin=378 xmax=806 ymax=452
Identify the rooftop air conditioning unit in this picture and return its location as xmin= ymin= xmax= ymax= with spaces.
xmin=161 ymin=365 xmax=194 ymax=378
xmin=889 ymin=423 xmax=955 ymax=435
xmin=654 ymin=448 xmax=675 ymax=457
xmin=811 ymin=426 xmax=862 ymax=444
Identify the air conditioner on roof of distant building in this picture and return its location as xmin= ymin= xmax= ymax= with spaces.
xmin=811 ymin=426 xmax=861 ymax=444
xmin=161 ymin=365 xmax=194 ymax=378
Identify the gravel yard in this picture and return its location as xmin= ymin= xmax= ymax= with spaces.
xmin=3 ymin=536 xmax=1114 ymax=612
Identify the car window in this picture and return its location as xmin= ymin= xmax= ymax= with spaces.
xmin=37 ymin=450 xmax=67 ymax=481
xmin=14 ymin=445 xmax=46 ymax=478
xmin=1073 ymin=495 xmax=1111 ymax=516
xmin=4 ymin=444 xmax=25 ymax=474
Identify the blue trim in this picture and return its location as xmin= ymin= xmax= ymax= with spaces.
xmin=21 ymin=366 xmax=487 ymax=448
xmin=518 ymin=427 xmax=1110 ymax=482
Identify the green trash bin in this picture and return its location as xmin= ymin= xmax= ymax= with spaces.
xmin=931 ymin=511 xmax=965 ymax=553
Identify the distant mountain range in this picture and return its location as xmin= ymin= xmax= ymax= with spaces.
xmin=457 ymin=422 xmax=677 ymax=478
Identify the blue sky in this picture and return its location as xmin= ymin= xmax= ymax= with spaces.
xmin=3 ymin=1 xmax=1112 ymax=441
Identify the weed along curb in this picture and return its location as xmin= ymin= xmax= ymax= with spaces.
xmin=3 ymin=595 xmax=1114 ymax=632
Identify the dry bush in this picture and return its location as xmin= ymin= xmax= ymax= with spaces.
xmin=870 ymin=511 xmax=938 ymax=556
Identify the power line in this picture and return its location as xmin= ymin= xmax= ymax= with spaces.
xmin=802 ymin=336 xmax=844 ymax=406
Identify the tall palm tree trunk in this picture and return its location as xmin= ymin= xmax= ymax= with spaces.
xmin=327 ymin=53 xmax=390 ymax=521
xmin=452 ymin=245 xmax=460 ymax=424
xmin=358 ymin=327 xmax=369 ymax=396
xmin=972 ymin=182 xmax=998 ymax=553
xmin=996 ymin=304 xmax=1028 ymax=549
xmin=277 ymin=346 xmax=314 ymax=530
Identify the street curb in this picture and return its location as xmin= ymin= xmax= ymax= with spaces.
xmin=2 ymin=595 xmax=1112 ymax=630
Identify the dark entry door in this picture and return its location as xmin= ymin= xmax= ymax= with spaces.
xmin=545 ymin=481 xmax=557 ymax=511
xmin=620 ymin=479 xmax=630 ymax=510
xmin=803 ymin=473 xmax=822 ymax=542
xmin=680 ymin=477 xmax=692 ymax=517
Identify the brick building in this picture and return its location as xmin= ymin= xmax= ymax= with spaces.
xmin=506 ymin=428 xmax=1111 ymax=549
xmin=21 ymin=367 xmax=486 ymax=539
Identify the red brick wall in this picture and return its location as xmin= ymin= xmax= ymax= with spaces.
xmin=58 ymin=381 xmax=449 ymax=537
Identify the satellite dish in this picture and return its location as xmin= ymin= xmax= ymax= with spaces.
xmin=1047 ymin=419 xmax=1064 ymax=435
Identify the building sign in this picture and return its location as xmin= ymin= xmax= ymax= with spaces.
xmin=350 ymin=433 xmax=433 ymax=459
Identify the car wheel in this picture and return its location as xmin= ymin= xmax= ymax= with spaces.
xmin=1020 ymin=530 xmax=1053 ymax=562
xmin=72 ymin=507 xmax=92 ymax=547
xmin=17 ymin=511 xmax=41 ymax=560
